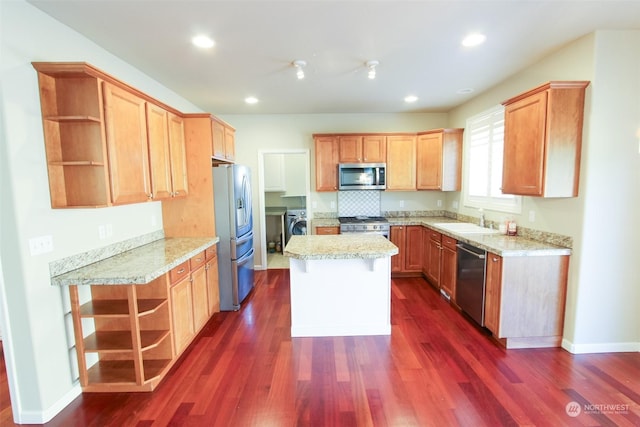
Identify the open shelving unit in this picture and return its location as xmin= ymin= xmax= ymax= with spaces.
xmin=33 ymin=64 xmax=113 ymax=208
xmin=69 ymin=276 xmax=174 ymax=392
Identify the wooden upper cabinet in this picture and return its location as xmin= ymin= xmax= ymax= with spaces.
xmin=32 ymin=63 xmax=112 ymax=208
xmin=211 ymin=117 xmax=235 ymax=163
xmin=167 ymin=112 xmax=188 ymax=197
xmin=146 ymin=103 xmax=173 ymax=200
xmin=33 ymin=62 xmax=193 ymax=209
xmin=362 ymin=135 xmax=387 ymax=163
xmin=314 ymin=136 xmax=339 ymax=191
xmin=338 ymin=135 xmax=362 ymax=163
xmin=103 ymin=83 xmax=151 ymax=205
xmin=338 ymin=135 xmax=386 ymax=163
xmin=417 ymin=129 xmax=463 ymax=191
xmin=502 ymin=81 xmax=589 ymax=197
xmin=386 ymin=135 xmax=416 ymax=191
xmin=224 ymin=126 xmax=236 ymax=161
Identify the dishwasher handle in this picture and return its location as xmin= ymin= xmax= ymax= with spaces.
xmin=456 ymin=243 xmax=486 ymax=259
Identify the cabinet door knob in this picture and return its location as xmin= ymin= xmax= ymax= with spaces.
xmin=492 ymin=257 xmax=499 ymax=262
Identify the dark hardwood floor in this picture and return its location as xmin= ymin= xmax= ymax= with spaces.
xmin=1 ymin=270 xmax=639 ymax=426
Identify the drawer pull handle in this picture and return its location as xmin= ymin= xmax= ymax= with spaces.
xmin=177 ymin=268 xmax=185 ymax=274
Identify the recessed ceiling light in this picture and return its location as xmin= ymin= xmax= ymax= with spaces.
xmin=457 ymin=88 xmax=474 ymax=94
xmin=192 ymin=35 xmax=215 ymax=49
xmin=462 ymin=33 xmax=486 ymax=47
xmin=245 ymin=96 xmax=259 ymax=105
xmin=404 ymin=95 xmax=418 ymax=103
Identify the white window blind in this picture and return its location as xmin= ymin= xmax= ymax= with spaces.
xmin=463 ymin=105 xmax=521 ymax=213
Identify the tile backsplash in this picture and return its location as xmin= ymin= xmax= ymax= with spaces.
xmin=337 ymin=190 xmax=381 ymax=217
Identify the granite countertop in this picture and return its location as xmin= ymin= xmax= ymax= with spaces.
xmin=312 ymin=219 xmax=340 ymax=228
xmin=51 ymin=237 xmax=219 ymax=286
xmin=284 ymin=234 xmax=398 ymax=260
xmin=387 ymin=216 xmax=571 ymax=256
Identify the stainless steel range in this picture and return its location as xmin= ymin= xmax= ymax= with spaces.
xmin=339 ymin=216 xmax=390 ymax=238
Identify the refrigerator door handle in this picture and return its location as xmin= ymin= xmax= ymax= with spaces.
xmin=233 ymin=230 xmax=253 ymax=245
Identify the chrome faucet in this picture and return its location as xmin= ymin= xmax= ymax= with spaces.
xmin=479 ymin=208 xmax=485 ymax=228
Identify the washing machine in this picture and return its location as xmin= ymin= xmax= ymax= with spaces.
xmin=285 ymin=209 xmax=307 ymax=243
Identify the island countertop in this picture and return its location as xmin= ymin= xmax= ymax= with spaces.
xmin=51 ymin=237 xmax=219 ymax=286
xmin=284 ymin=234 xmax=398 ymax=260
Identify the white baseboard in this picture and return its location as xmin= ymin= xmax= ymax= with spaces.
xmin=16 ymin=383 xmax=81 ymax=424
xmin=562 ymin=338 xmax=640 ymax=354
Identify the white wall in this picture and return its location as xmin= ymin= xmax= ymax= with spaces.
xmin=448 ymin=31 xmax=640 ymax=352
xmin=220 ymin=113 xmax=449 ymax=267
xmin=0 ymin=1 xmax=204 ymax=422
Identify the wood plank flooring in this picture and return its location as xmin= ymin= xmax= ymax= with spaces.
xmin=1 ymin=270 xmax=638 ymax=426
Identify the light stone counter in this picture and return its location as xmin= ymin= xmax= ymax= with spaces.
xmin=387 ymin=216 xmax=571 ymax=257
xmin=51 ymin=237 xmax=219 ymax=286
xmin=284 ymin=234 xmax=398 ymax=260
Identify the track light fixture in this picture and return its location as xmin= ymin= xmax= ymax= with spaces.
xmin=292 ymin=60 xmax=306 ymax=79
xmin=366 ymin=60 xmax=379 ymax=79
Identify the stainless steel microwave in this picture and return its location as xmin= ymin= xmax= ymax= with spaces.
xmin=338 ymin=163 xmax=386 ymax=190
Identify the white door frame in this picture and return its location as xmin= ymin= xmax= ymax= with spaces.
xmin=257 ymin=149 xmax=310 ymax=269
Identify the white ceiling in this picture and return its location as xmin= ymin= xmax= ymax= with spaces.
xmin=27 ymin=0 xmax=640 ymax=115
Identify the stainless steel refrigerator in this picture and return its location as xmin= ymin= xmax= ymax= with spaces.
xmin=213 ymin=164 xmax=255 ymax=311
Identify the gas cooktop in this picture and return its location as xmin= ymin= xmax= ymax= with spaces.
xmin=338 ymin=216 xmax=388 ymax=224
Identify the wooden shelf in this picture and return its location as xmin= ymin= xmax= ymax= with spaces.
xmin=44 ymin=115 xmax=101 ymax=123
xmin=49 ymin=161 xmax=105 ymax=166
xmin=80 ymin=298 xmax=167 ymax=317
xmin=86 ymin=359 xmax=171 ymax=385
xmin=84 ymin=330 xmax=170 ymax=353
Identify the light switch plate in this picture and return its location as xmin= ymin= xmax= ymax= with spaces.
xmin=29 ymin=235 xmax=53 ymax=255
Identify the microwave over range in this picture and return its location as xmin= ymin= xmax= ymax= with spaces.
xmin=338 ymin=163 xmax=386 ymax=190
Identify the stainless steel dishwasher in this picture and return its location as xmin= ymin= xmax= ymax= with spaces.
xmin=455 ymin=242 xmax=487 ymax=326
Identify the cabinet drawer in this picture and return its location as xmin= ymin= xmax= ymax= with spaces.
xmin=442 ymin=235 xmax=457 ymax=250
xmin=190 ymin=251 xmax=206 ymax=269
xmin=170 ymin=261 xmax=190 ymax=284
xmin=316 ymin=226 xmax=340 ymax=235
xmin=205 ymin=246 xmax=217 ymax=261
xmin=428 ymin=229 xmax=442 ymax=242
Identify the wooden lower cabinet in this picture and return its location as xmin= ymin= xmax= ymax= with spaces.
xmin=390 ymin=226 xmax=406 ymax=273
xmin=190 ymin=254 xmax=209 ymax=333
xmin=425 ymin=229 xmax=442 ymax=287
xmin=483 ymin=251 xmax=570 ymax=349
xmin=205 ymin=246 xmax=220 ymax=315
xmin=315 ymin=226 xmax=340 ymax=235
xmin=484 ymin=252 xmax=503 ymax=334
xmin=171 ymin=272 xmax=195 ymax=355
xmin=439 ymin=235 xmax=457 ymax=300
xmin=390 ymin=225 xmax=422 ymax=275
xmin=69 ymin=247 xmax=219 ymax=392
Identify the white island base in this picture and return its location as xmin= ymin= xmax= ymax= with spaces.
xmin=289 ymin=256 xmax=392 ymax=337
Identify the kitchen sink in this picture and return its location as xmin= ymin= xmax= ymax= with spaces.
xmin=433 ymin=222 xmax=502 ymax=234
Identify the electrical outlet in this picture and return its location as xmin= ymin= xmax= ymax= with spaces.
xmin=330 ymin=201 xmax=336 ymax=209
xmin=98 ymin=225 xmax=106 ymax=239
xmin=437 ymin=199 xmax=442 ymax=208
xmin=452 ymin=201 xmax=459 ymax=209
xmin=29 ymin=235 xmax=53 ymax=255
xmin=106 ymin=224 xmax=113 ymax=237
xmin=529 ymin=210 xmax=536 ymax=222
xmin=399 ymin=200 xmax=405 ymax=208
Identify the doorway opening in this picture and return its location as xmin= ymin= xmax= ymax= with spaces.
xmin=257 ymin=150 xmax=310 ymax=270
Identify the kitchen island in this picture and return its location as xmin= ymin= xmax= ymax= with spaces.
xmin=284 ymin=234 xmax=398 ymax=337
